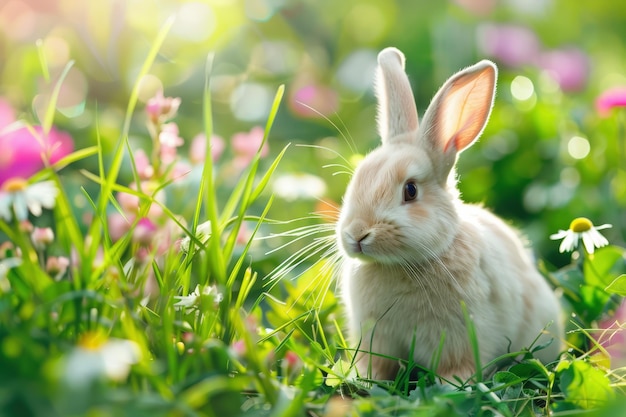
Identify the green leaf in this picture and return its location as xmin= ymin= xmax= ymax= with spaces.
xmin=605 ymin=274 xmax=626 ymax=296
xmin=552 ymin=264 xmax=584 ymax=294
xmin=579 ymin=285 xmax=611 ymax=322
xmin=557 ymin=360 xmax=614 ymax=409
xmin=584 ymin=245 xmax=626 ymax=288
xmin=325 ymin=359 xmax=357 ymax=387
xmin=508 ymin=359 xmax=549 ymax=381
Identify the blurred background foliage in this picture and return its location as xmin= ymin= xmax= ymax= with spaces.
xmin=1 ymin=0 xmax=626 ymax=270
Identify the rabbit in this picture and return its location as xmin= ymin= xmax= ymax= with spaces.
xmin=337 ymin=47 xmax=563 ymax=382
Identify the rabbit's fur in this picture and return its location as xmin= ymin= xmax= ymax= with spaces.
xmin=337 ymin=47 xmax=562 ymax=381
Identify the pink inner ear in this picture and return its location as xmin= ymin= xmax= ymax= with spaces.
xmin=439 ymin=67 xmax=495 ymax=153
xmin=443 ymin=115 xmax=480 ymax=153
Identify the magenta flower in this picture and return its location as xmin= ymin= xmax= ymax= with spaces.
xmin=133 ymin=218 xmax=158 ymax=246
xmin=538 ymin=48 xmax=589 ymax=92
xmin=231 ymin=126 xmax=268 ymax=169
xmin=596 ymin=87 xmax=626 ymax=117
xmin=476 ymin=23 xmax=541 ymax=67
xmin=146 ymin=90 xmax=181 ymax=123
xmin=0 ymin=125 xmax=74 ymax=187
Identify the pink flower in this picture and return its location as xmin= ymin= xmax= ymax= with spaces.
xmin=453 ymin=0 xmax=497 ymax=16
xmin=158 ymin=123 xmax=184 ymax=166
xmin=596 ymin=299 xmax=626 ymax=368
xmin=189 ymin=133 xmax=225 ymax=164
xmin=116 ymin=181 xmax=164 ymax=219
xmin=0 ymin=125 xmax=74 ymax=187
xmin=230 ymin=340 xmax=246 ymax=359
xmin=538 ymin=48 xmax=589 ymax=92
xmin=46 ymin=256 xmax=70 ymax=280
xmin=231 ymin=126 xmax=268 ymax=169
xmin=170 ymin=161 xmax=192 ymax=180
xmin=146 ymin=90 xmax=181 ymax=123
xmin=160 ymin=143 xmax=178 ymax=166
xmin=284 ymin=351 xmax=301 ymax=369
xmin=133 ymin=149 xmax=154 ymax=180
xmin=159 ymin=123 xmax=184 ymax=148
xmin=108 ymin=212 xmax=131 ymax=242
xmin=133 ymin=218 xmax=158 ymax=246
xmin=236 ymin=223 xmax=250 ymax=245
xmin=476 ymin=23 xmax=541 ymax=68
xmin=596 ymin=87 xmax=626 ymax=117
xmin=152 ymin=216 xmax=184 ymax=256
xmin=31 ymin=226 xmax=54 ymax=249
xmin=290 ymin=84 xmax=339 ymax=118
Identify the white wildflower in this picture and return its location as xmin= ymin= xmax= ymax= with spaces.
xmin=0 ymin=178 xmax=59 ymax=222
xmin=62 ymin=332 xmax=141 ymax=388
xmin=550 ymin=217 xmax=612 ymax=254
xmin=179 ymin=220 xmax=212 ymax=253
xmin=173 ymin=284 xmax=223 ymax=311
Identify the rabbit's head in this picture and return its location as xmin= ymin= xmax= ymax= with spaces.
xmin=337 ymin=48 xmax=497 ymax=264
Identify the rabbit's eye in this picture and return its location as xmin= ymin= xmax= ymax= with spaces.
xmin=403 ymin=181 xmax=418 ymax=202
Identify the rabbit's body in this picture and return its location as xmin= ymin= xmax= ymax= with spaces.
xmin=337 ymin=48 xmax=562 ymax=381
xmin=342 ymin=199 xmax=561 ymax=380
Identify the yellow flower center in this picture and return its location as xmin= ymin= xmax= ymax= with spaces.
xmin=569 ymin=217 xmax=593 ymax=233
xmin=78 ymin=331 xmax=107 ymax=350
xmin=2 ymin=177 xmax=28 ymax=192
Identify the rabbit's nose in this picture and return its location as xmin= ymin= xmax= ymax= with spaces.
xmin=343 ymin=230 xmax=371 ymax=255
xmin=355 ymin=233 xmax=370 ymax=252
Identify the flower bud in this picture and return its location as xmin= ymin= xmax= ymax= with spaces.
xmin=31 ymin=227 xmax=54 ymax=249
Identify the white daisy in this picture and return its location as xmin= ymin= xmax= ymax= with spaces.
xmin=173 ymin=284 xmax=223 ymax=311
xmin=62 ymin=332 xmax=141 ymax=388
xmin=550 ymin=217 xmax=612 ymax=254
xmin=0 ymin=178 xmax=59 ymax=222
xmin=179 ymin=220 xmax=212 ymax=253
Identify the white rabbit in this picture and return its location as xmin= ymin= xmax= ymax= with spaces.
xmin=337 ymin=47 xmax=562 ymax=381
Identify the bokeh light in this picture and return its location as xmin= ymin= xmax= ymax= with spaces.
xmin=567 ymin=136 xmax=590 ymax=160
xmin=510 ymin=75 xmax=534 ymax=101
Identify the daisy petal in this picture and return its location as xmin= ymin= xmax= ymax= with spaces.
xmin=581 ymin=233 xmax=596 ymax=254
xmin=550 ymin=230 xmax=569 ymax=240
xmin=594 ymin=224 xmax=613 ymax=231
xmin=589 ymin=229 xmax=609 ymax=248
xmin=12 ymin=193 xmax=29 ymax=221
xmin=559 ymin=232 xmax=577 ymax=253
xmin=0 ymin=194 xmax=12 ymax=221
xmin=27 ymin=200 xmax=43 ymax=217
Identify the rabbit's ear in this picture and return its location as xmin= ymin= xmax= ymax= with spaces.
xmin=421 ymin=60 xmax=497 ymax=178
xmin=376 ymin=47 xmax=419 ymax=144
